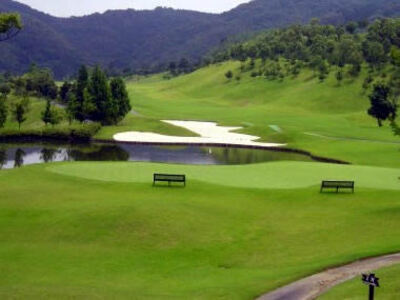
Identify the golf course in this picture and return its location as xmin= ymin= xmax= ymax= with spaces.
xmin=1 ymin=59 xmax=400 ymax=299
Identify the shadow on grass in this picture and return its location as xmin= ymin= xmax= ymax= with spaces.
xmin=152 ymin=184 xmax=186 ymax=189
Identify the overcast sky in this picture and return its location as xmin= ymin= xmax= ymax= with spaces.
xmin=17 ymin=0 xmax=252 ymax=17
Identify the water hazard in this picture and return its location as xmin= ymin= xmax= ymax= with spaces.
xmin=0 ymin=142 xmax=313 ymax=169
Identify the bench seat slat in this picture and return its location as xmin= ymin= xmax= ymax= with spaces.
xmin=153 ymin=173 xmax=186 ymax=186
xmin=321 ymin=180 xmax=354 ymax=193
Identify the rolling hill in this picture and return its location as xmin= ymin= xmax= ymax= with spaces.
xmin=1 ymin=0 xmax=400 ymax=77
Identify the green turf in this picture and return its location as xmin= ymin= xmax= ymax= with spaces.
xmin=47 ymin=161 xmax=400 ymax=190
xmin=1 ymin=162 xmax=400 ymax=299
xmin=321 ymin=264 xmax=400 ymax=299
xmin=95 ymin=61 xmax=400 ymax=168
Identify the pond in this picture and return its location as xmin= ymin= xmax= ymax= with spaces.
xmin=0 ymin=142 xmax=315 ymax=169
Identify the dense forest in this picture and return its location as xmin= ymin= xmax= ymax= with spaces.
xmin=1 ymin=0 xmax=400 ymax=78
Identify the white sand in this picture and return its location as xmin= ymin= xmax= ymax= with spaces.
xmin=113 ymin=120 xmax=285 ymax=148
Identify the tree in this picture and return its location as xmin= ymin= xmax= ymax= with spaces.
xmin=168 ymin=62 xmax=177 ymax=75
xmin=41 ymin=100 xmax=53 ymax=126
xmin=65 ymin=92 xmax=78 ymax=125
xmin=225 ymin=70 xmax=233 ymax=80
xmin=24 ymin=67 xmax=58 ymax=99
xmin=178 ymin=58 xmax=190 ymax=73
xmin=12 ymin=101 xmax=27 ymax=130
xmin=60 ymin=81 xmax=72 ymax=102
xmin=87 ymin=66 xmax=115 ymax=124
xmin=310 ymin=56 xmax=323 ymax=75
xmin=336 ymin=69 xmax=343 ymax=85
xmin=0 ymin=13 xmax=22 ymax=42
xmin=368 ymin=83 xmax=397 ymax=127
xmin=0 ymin=83 xmax=11 ymax=99
xmin=345 ymin=22 xmax=358 ymax=34
xmin=390 ymin=46 xmax=400 ymax=66
xmin=318 ymin=60 xmax=329 ymax=82
xmin=363 ymin=75 xmax=374 ymax=93
xmin=363 ymin=41 xmax=387 ymax=69
xmin=110 ymin=77 xmax=131 ymax=122
xmin=75 ymin=65 xmax=89 ymax=122
xmin=49 ymin=107 xmax=63 ymax=127
xmin=0 ymin=98 xmax=7 ymax=128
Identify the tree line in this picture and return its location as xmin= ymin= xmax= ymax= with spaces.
xmin=213 ymin=18 xmax=400 ymax=80
xmin=0 ymin=64 xmax=131 ymax=130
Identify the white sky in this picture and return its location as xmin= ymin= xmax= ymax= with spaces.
xmin=17 ymin=0 xmax=252 ymax=17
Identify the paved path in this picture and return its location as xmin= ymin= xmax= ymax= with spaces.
xmin=257 ymin=253 xmax=400 ymax=300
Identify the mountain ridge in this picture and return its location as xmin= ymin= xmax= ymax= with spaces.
xmin=1 ymin=0 xmax=400 ymax=78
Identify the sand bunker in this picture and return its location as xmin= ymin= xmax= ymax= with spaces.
xmin=113 ymin=120 xmax=284 ymax=148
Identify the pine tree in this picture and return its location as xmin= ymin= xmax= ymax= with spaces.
xmin=41 ymin=100 xmax=52 ymax=126
xmin=75 ymin=65 xmax=89 ymax=122
xmin=110 ymin=77 xmax=131 ymax=122
xmin=87 ymin=66 xmax=115 ymax=124
xmin=66 ymin=92 xmax=78 ymax=125
xmin=0 ymin=98 xmax=7 ymax=128
xmin=12 ymin=102 xmax=27 ymax=130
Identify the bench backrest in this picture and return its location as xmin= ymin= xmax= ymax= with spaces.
xmin=154 ymin=174 xmax=186 ymax=181
xmin=322 ymin=181 xmax=354 ymax=187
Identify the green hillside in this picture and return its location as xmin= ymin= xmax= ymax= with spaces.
xmin=96 ymin=60 xmax=399 ymax=167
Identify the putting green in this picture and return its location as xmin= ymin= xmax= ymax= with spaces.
xmin=48 ymin=161 xmax=400 ymax=190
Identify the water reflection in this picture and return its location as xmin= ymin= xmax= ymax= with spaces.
xmin=0 ymin=142 xmax=313 ymax=169
xmin=0 ymin=148 xmax=6 ymax=169
xmin=14 ymin=148 xmax=26 ymax=168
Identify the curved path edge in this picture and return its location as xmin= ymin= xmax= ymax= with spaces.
xmin=257 ymin=252 xmax=400 ymax=300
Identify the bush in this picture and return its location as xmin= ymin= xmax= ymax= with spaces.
xmin=225 ymin=70 xmax=233 ymax=79
xmin=0 ymin=122 xmax=101 ymax=142
xmin=250 ymin=71 xmax=259 ymax=77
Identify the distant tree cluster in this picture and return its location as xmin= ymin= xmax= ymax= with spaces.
xmin=60 ymin=65 xmax=131 ymax=125
xmin=212 ymin=18 xmax=400 ymax=82
xmin=0 ymin=64 xmax=131 ymax=130
xmin=164 ymin=58 xmax=197 ymax=78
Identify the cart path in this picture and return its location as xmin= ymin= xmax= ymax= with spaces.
xmin=256 ymin=252 xmax=400 ymax=300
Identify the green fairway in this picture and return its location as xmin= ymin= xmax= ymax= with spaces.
xmin=1 ymin=162 xmax=400 ymax=299
xmin=321 ymin=264 xmax=400 ymax=299
xmin=95 ymin=62 xmax=400 ymax=168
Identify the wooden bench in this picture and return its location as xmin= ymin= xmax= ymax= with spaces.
xmin=153 ymin=173 xmax=186 ymax=186
xmin=320 ymin=180 xmax=354 ymax=193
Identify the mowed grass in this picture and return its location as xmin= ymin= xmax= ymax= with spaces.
xmin=48 ymin=161 xmax=400 ymax=190
xmin=321 ymin=264 xmax=400 ymax=299
xmin=1 ymin=162 xmax=400 ymax=299
xmin=95 ymin=61 xmax=400 ymax=168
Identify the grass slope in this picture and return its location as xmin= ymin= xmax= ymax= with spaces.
xmin=0 ymin=162 xmax=400 ymax=299
xmin=96 ymin=62 xmax=400 ymax=167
